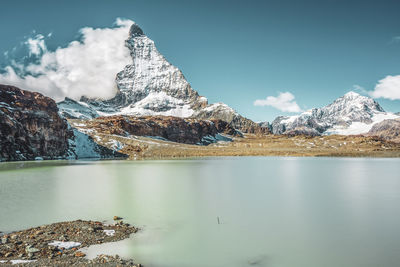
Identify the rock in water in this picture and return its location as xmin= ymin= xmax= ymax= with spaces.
xmin=0 ymin=84 xmax=71 ymax=161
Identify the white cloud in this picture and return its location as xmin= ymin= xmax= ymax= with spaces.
xmin=254 ymin=92 xmax=302 ymax=113
xmin=369 ymin=75 xmax=400 ymax=100
xmin=25 ymin=34 xmax=47 ymax=56
xmin=0 ymin=18 xmax=133 ymax=102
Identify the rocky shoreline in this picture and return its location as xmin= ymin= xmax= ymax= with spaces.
xmin=0 ymin=218 xmax=141 ymax=266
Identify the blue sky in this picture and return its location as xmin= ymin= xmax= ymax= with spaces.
xmin=0 ymin=0 xmax=399 ymax=122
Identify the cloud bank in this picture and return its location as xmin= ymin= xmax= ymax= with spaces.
xmin=254 ymin=92 xmax=302 ymax=113
xmin=0 ymin=18 xmax=133 ymax=102
xmin=369 ymin=75 xmax=400 ymax=100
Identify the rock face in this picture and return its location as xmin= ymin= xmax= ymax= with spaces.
xmin=284 ymin=127 xmax=321 ymax=137
xmin=367 ymin=118 xmax=400 ymax=143
xmin=268 ymin=91 xmax=399 ymax=135
xmin=193 ymin=103 xmax=269 ymax=134
xmin=58 ymin=22 xmax=263 ymax=134
xmin=78 ymin=115 xmax=237 ymax=145
xmin=0 ymin=84 xmax=70 ymax=161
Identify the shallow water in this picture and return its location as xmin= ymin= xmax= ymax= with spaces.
xmin=1 ymin=157 xmax=400 ymax=267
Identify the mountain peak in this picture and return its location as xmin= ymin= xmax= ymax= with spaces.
xmin=129 ymin=23 xmax=144 ymax=37
xmin=269 ymin=91 xmax=396 ymax=135
xmin=343 ymin=91 xmax=361 ymax=98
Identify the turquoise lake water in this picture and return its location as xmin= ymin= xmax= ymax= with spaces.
xmin=0 ymin=157 xmax=399 ymax=267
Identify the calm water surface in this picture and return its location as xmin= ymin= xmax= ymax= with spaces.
xmin=0 ymin=157 xmax=400 ymax=267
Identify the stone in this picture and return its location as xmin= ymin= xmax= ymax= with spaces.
xmin=1 ymin=237 xmax=8 ymax=244
xmin=75 ymin=252 xmax=86 ymax=257
xmin=26 ymin=245 xmax=40 ymax=253
xmin=35 ymin=230 xmax=44 ymax=235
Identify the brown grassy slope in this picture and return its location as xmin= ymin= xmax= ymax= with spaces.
xmin=68 ymin=119 xmax=400 ymax=158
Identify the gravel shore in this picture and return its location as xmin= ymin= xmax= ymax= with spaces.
xmin=0 ymin=218 xmax=141 ymax=266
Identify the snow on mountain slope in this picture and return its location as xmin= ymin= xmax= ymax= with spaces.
xmin=57 ymin=98 xmax=100 ymax=120
xmin=58 ymin=22 xmax=207 ymax=119
xmin=269 ymin=91 xmax=400 ymax=135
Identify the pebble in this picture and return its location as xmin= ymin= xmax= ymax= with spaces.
xmin=35 ymin=230 xmax=44 ymax=235
xmin=74 ymin=252 xmax=86 ymax=257
xmin=26 ymin=245 xmax=40 ymax=253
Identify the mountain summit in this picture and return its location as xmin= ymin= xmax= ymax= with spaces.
xmin=58 ymin=22 xmax=264 ymax=133
xmin=269 ymin=91 xmax=399 ymax=135
xmin=59 ymin=23 xmax=207 ymax=118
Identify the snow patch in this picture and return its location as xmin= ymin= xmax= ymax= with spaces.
xmin=118 ymin=92 xmax=194 ymax=118
xmin=107 ymin=139 xmax=124 ymax=151
xmin=199 ymin=134 xmax=232 ymax=145
xmin=48 ymin=241 xmax=81 ymax=249
xmin=67 ymin=128 xmax=102 ymax=159
xmin=10 ymin=260 xmax=37 ymax=265
xmin=103 ymin=229 xmax=115 ymax=236
xmin=325 ymin=112 xmax=399 ymax=135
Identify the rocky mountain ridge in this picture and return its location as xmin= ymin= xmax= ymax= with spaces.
xmin=267 ymin=91 xmax=399 ymax=136
xmin=72 ymin=115 xmax=239 ymax=146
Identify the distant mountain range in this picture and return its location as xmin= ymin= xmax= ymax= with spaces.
xmin=265 ymin=91 xmax=399 ymax=136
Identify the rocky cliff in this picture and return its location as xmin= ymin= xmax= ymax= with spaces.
xmin=73 ymin=115 xmax=237 ymax=145
xmin=367 ymin=118 xmax=400 ymax=143
xmin=0 ymin=84 xmax=70 ymax=161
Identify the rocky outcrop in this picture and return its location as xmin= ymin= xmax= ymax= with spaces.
xmin=366 ymin=118 xmax=400 ymax=143
xmin=0 ymin=84 xmax=70 ymax=161
xmin=193 ymin=103 xmax=270 ymax=134
xmin=268 ymin=91 xmax=399 ymax=135
xmin=284 ymin=127 xmax=321 ymax=137
xmin=78 ymin=115 xmax=237 ymax=145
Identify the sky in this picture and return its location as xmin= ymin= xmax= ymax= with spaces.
xmin=0 ymin=0 xmax=399 ymax=122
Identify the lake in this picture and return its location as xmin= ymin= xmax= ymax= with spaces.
xmin=0 ymin=157 xmax=400 ymax=267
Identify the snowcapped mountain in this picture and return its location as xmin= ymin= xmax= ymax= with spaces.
xmin=269 ymin=91 xmax=400 ymax=135
xmin=58 ymin=22 xmax=263 ymax=133
xmin=58 ymin=22 xmax=208 ymax=119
